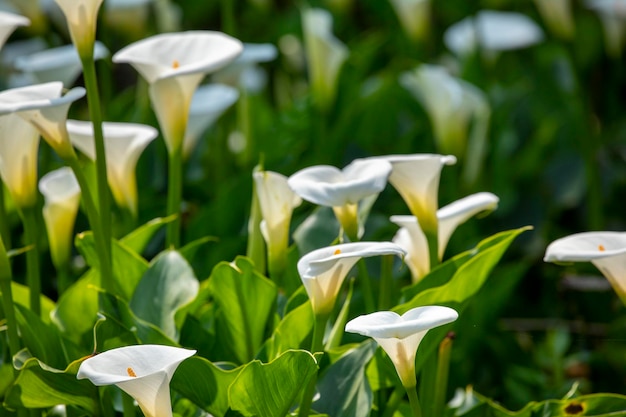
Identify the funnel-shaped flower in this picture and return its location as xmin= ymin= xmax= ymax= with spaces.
xmin=400 ymin=65 xmax=489 ymax=184
xmin=78 ymin=344 xmax=196 ymax=417
xmin=67 ymin=120 xmax=157 ymax=216
xmin=183 ymin=83 xmax=239 ymax=158
xmin=391 ymin=192 xmax=499 ymax=282
xmin=39 ymin=167 xmax=80 ymax=268
xmin=586 ymin=0 xmax=626 ymax=57
xmin=112 ymin=31 xmax=243 ymax=154
xmin=0 ymin=81 xmax=85 ymax=159
xmin=254 ymin=170 xmax=302 ymax=268
xmin=288 ymin=159 xmax=392 ymax=240
xmin=302 ymin=8 xmax=348 ymax=112
xmin=298 ymin=242 xmax=406 ymax=316
xmin=0 ymin=10 xmax=29 ymax=50
xmin=544 ymin=231 xmax=626 ymax=303
xmin=53 ymin=0 xmax=104 ymax=58
xmin=213 ymin=43 xmax=278 ymax=92
xmin=14 ymin=41 xmax=109 ymax=86
xmin=0 ymin=114 xmax=39 ymax=208
xmin=389 ymin=0 xmax=431 ymax=43
xmin=444 ymin=11 xmax=544 ymax=56
xmin=346 ymin=306 xmax=458 ymax=388
xmin=534 ymin=0 xmax=575 ymax=39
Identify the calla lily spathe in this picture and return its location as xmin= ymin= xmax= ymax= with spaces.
xmin=288 ymin=159 xmax=392 ymax=240
xmin=39 ymin=167 xmax=80 ymax=268
xmin=391 ymin=192 xmax=499 ymax=282
xmin=183 ymin=83 xmax=239 ymax=158
xmin=345 ymin=306 xmax=458 ymax=388
xmin=14 ymin=41 xmax=109 ymax=86
xmin=0 ymin=114 xmax=39 ymax=208
xmin=254 ymin=170 xmax=302 ymax=264
xmin=78 ymin=344 xmax=196 ymax=417
xmin=544 ymin=231 xmax=626 ymax=303
xmin=302 ymin=8 xmax=348 ymax=112
xmin=298 ymin=242 xmax=406 ymax=315
xmin=389 ymin=0 xmax=430 ymax=43
xmin=67 ymin=120 xmax=157 ymax=216
xmin=0 ymin=81 xmax=85 ymax=159
xmin=0 ymin=10 xmax=29 ymax=50
xmin=53 ymin=0 xmax=104 ymax=58
xmin=112 ymin=31 xmax=243 ymax=154
xmin=444 ymin=11 xmax=544 ymax=57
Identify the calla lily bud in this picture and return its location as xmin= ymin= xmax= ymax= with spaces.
xmin=0 ymin=81 xmax=85 ymax=159
xmin=0 ymin=114 xmax=39 ymax=208
xmin=298 ymin=242 xmax=406 ymax=316
xmin=544 ymin=231 xmax=626 ymax=304
xmin=288 ymin=159 xmax=392 ymax=240
xmin=389 ymin=0 xmax=431 ymax=43
xmin=534 ymin=0 xmax=575 ymax=39
xmin=67 ymin=120 xmax=157 ymax=216
xmin=78 ymin=344 xmax=196 ymax=417
xmin=39 ymin=167 xmax=80 ymax=269
xmin=391 ymin=192 xmax=499 ymax=282
xmin=302 ymin=8 xmax=348 ymax=112
xmin=444 ymin=10 xmax=544 ymax=57
xmin=113 ymin=31 xmax=243 ymax=154
xmin=345 ymin=306 xmax=458 ymax=388
xmin=53 ymin=0 xmax=104 ymax=59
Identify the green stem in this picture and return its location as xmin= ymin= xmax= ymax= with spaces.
xmin=379 ymin=255 xmax=393 ymax=310
xmin=80 ymin=56 xmax=112 ymax=265
xmin=381 ymin=386 xmax=405 ymax=417
xmin=56 ymin=264 xmax=73 ymax=295
xmin=20 ymin=207 xmax=40 ymax=317
xmin=298 ymin=313 xmax=329 ymax=417
xmin=424 ymin=229 xmax=439 ymax=272
xmin=406 ymin=385 xmax=423 ymax=417
xmin=221 ymin=0 xmax=236 ymax=35
xmin=66 ymin=155 xmax=114 ymax=294
xmin=122 ymin=391 xmax=136 ymax=417
xmin=0 ymin=246 xmax=20 ymax=376
xmin=357 ymin=261 xmax=375 ymax=313
xmin=0 ymin=180 xmax=11 ymax=249
xmin=246 ymin=177 xmax=266 ymax=275
xmin=433 ymin=333 xmax=454 ymax=417
xmin=166 ymin=148 xmax=183 ymax=248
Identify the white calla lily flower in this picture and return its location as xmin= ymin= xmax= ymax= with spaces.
xmin=544 ymin=231 xmax=626 ymax=303
xmin=14 ymin=41 xmax=108 ymax=86
xmin=288 ymin=159 xmax=392 ymax=239
xmin=0 ymin=114 xmax=39 ymax=208
xmin=183 ymin=83 xmax=239 ymax=158
xmin=391 ymin=192 xmax=499 ymax=282
xmin=254 ymin=170 xmax=302 ymax=265
xmin=67 ymin=120 xmax=158 ymax=216
xmin=298 ymin=242 xmax=406 ymax=316
xmin=444 ymin=11 xmax=544 ymax=56
xmin=534 ymin=0 xmax=575 ymax=39
xmin=389 ymin=0 xmax=430 ymax=43
xmin=53 ymin=0 xmax=104 ymax=58
xmin=586 ymin=0 xmax=626 ymax=57
xmin=302 ymin=8 xmax=348 ymax=112
xmin=78 ymin=344 xmax=196 ymax=417
xmin=213 ymin=43 xmax=278 ymax=92
xmin=0 ymin=81 xmax=85 ymax=158
xmin=39 ymin=167 xmax=80 ymax=268
xmin=113 ymin=31 xmax=243 ymax=154
xmin=0 ymin=10 xmax=29 ymax=50
xmin=345 ymin=306 xmax=458 ymax=388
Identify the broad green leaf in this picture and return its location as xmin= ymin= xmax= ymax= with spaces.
xmin=179 ymin=236 xmax=219 ymax=266
xmin=0 ymin=281 xmax=56 ymax=323
xmin=209 ymin=256 xmax=278 ymax=363
xmin=5 ymin=354 xmax=97 ymax=413
xmin=313 ymin=341 xmax=376 ymax=417
xmin=130 ymin=250 xmax=199 ymax=341
xmin=120 ymin=215 xmax=175 ymax=253
xmin=75 ymin=232 xmax=149 ymax=300
xmin=263 ymin=301 xmax=314 ymax=361
xmin=51 ymin=270 xmax=99 ymax=343
xmin=171 ymin=357 xmax=242 ymax=417
xmin=228 ymin=350 xmax=319 ymax=417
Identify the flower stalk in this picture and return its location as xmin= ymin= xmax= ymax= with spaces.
xmin=0 ymin=234 xmax=20 ymax=374
xmin=166 ymin=147 xmax=183 ymax=248
xmin=20 ymin=206 xmax=40 ymax=316
xmin=433 ymin=332 xmax=455 ymax=417
xmin=298 ymin=312 xmax=329 ymax=417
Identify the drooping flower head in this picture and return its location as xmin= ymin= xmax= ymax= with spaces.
xmin=112 ymin=31 xmax=243 ymax=154
xmin=391 ymin=192 xmax=499 ymax=282
xmin=288 ymin=159 xmax=392 ymax=240
xmin=39 ymin=167 xmax=81 ymax=268
xmin=67 ymin=120 xmax=157 ymax=216
xmin=0 ymin=81 xmax=85 ymax=159
xmin=345 ymin=306 xmax=458 ymax=388
xmin=544 ymin=231 xmax=626 ymax=303
xmin=77 ymin=345 xmax=196 ymax=417
xmin=298 ymin=242 xmax=406 ymax=316
xmin=53 ymin=0 xmax=104 ymax=58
